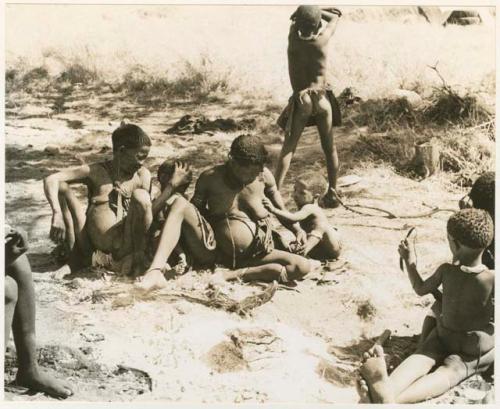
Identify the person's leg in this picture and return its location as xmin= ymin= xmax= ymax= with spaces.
xmin=244 ymin=249 xmax=311 ymax=281
xmin=308 ymin=226 xmax=342 ymax=260
xmin=8 ymin=254 xmax=73 ymax=398
xmin=137 ymin=196 xmax=216 ymax=290
xmin=115 ymin=188 xmax=153 ymax=276
xmin=359 ymin=329 xmax=443 ymax=403
xmin=314 ymin=94 xmax=339 ymax=193
xmin=275 ymin=94 xmax=313 ymax=190
xmin=4 ymin=276 xmax=18 ymax=350
xmin=395 ymin=348 xmax=495 ymax=403
xmin=57 ymin=181 xmax=93 ymax=272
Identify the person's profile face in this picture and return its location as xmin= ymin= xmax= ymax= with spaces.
xmin=293 ymin=183 xmax=314 ymax=207
xmin=118 ymin=145 xmax=150 ymax=174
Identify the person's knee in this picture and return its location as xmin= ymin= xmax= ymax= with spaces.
xmin=169 ymin=195 xmax=189 ymax=213
xmin=5 ymin=276 xmax=18 ymax=306
xmin=442 ymin=355 xmax=468 ymax=386
xmin=286 ymin=255 xmax=311 ymax=279
xmin=58 ymin=181 xmax=71 ymax=197
xmin=131 ymin=189 xmax=152 ymax=210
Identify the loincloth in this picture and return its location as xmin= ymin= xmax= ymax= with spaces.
xmin=92 ymin=249 xmax=131 ymax=275
xmin=219 ymin=215 xmax=275 ymax=268
xmin=436 ymin=316 xmax=494 ymax=357
xmin=277 ymin=87 xmax=342 ymax=136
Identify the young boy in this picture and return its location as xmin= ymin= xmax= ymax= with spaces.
xmin=276 ymin=5 xmax=343 ymax=208
xmin=5 ymin=225 xmax=73 ymax=398
xmin=262 ymin=174 xmax=342 ymax=260
xmin=191 ymin=134 xmax=315 ymax=283
xmin=44 ymin=123 xmax=190 ymax=277
xmin=418 ymin=171 xmax=496 ymax=344
xmin=359 ymin=209 xmax=494 ymax=403
xmin=137 ymin=160 xmax=218 ymax=291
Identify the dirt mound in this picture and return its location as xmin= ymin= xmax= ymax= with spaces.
xmin=165 ymin=114 xmax=256 ymax=135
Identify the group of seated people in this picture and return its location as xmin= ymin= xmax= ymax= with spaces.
xmin=4 ymin=123 xmax=494 ymax=403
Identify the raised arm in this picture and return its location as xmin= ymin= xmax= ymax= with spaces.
xmin=399 ymin=239 xmax=444 ymax=296
xmin=320 ymin=8 xmax=341 ymax=39
xmin=152 ymin=162 xmax=191 ymax=216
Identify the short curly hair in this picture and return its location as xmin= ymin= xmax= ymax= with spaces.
xmin=112 ymin=124 xmax=151 ymax=152
xmin=470 ymin=172 xmax=495 ymax=216
xmin=157 ymin=160 xmax=175 ymax=182
xmin=447 ymin=209 xmax=494 ymax=249
xmin=230 ymin=134 xmax=268 ymax=165
xmin=296 ymin=174 xmax=327 ymax=198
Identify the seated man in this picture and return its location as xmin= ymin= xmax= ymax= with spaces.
xmin=191 ymin=134 xmax=314 ymax=282
xmin=359 ymin=209 xmax=494 ymax=404
xmin=263 ymin=174 xmax=342 ymax=260
xmin=43 ymin=123 xmax=189 ymax=276
xmin=5 ymin=225 xmax=73 ymax=398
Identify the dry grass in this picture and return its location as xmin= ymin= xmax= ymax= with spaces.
xmin=6 ymin=5 xmax=495 ymax=102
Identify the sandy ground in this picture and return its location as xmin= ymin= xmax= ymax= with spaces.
xmin=4 ymin=83 xmax=493 ymax=404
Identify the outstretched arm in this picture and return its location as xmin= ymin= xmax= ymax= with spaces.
xmin=262 ymin=168 xmax=307 ymax=243
xmin=262 ymin=198 xmax=314 ymax=223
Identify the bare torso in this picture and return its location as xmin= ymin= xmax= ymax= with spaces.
xmin=298 ymin=204 xmax=329 ymax=233
xmin=288 ymin=25 xmax=330 ymax=92
xmin=194 ymin=164 xmax=273 ymax=255
xmin=84 ymin=161 xmax=148 ymax=253
xmin=441 ymin=264 xmax=494 ymax=332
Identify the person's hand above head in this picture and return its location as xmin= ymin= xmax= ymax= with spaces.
xmin=169 ymin=161 xmax=192 ymax=189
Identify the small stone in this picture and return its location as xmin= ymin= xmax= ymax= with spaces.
xmin=44 ymin=145 xmax=60 ymax=155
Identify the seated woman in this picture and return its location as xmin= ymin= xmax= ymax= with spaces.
xmin=43 ymin=123 xmax=189 ymax=277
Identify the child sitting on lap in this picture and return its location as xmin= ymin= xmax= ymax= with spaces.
xmin=263 ymin=174 xmax=342 ymax=260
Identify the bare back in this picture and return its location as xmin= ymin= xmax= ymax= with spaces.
xmin=441 ymin=264 xmax=494 ymax=332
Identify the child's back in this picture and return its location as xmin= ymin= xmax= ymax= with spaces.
xmin=440 ymin=264 xmax=494 ymax=332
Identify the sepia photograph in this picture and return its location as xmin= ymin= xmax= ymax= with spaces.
xmin=3 ymin=1 xmax=497 ymax=405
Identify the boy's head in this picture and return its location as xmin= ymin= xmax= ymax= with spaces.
xmin=157 ymin=160 xmax=191 ymax=193
xmin=228 ymin=134 xmax=268 ymax=184
xmin=294 ymin=5 xmax=322 ymax=39
xmin=112 ymin=124 xmax=152 ymax=175
xmin=294 ymin=174 xmax=327 ymax=207
xmin=447 ymin=209 xmax=494 ymax=259
xmin=470 ymin=171 xmax=495 ymax=219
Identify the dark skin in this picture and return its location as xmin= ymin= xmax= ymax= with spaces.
xmin=192 ymin=160 xmax=312 ymax=282
xmin=5 ymin=228 xmax=73 ymax=398
xmin=44 ymin=144 xmax=180 ymax=275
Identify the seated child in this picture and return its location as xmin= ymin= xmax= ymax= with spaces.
xmin=137 ymin=160 xmax=218 ymax=291
xmin=275 ymin=5 xmax=343 ymax=207
xmin=262 ymin=174 xmax=342 ymax=260
xmin=5 ymin=225 xmax=73 ymax=398
xmin=419 ymin=171 xmax=496 ymax=344
xmin=358 ymin=209 xmax=494 ymax=404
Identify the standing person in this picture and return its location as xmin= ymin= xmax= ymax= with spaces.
xmin=276 ymin=5 xmax=343 ymax=207
xmin=5 ymin=225 xmax=73 ymax=398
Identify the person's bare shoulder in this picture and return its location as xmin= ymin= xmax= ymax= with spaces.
xmin=261 ymin=167 xmax=277 ymax=186
xmin=196 ymin=165 xmax=224 ymax=189
xmin=137 ymin=166 xmax=151 ymax=179
xmin=304 ymin=203 xmax=326 ymax=219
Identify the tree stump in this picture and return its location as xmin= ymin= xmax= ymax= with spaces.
xmin=412 ymin=141 xmax=440 ymax=178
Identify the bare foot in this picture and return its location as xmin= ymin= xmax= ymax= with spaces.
xmin=51 ymin=264 xmax=71 ymax=280
xmin=135 ymin=268 xmax=167 ymax=292
xmin=16 ymin=368 xmax=73 ymax=399
xmin=359 ymin=345 xmax=394 ymax=403
xmin=356 ymin=377 xmax=371 ymax=403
